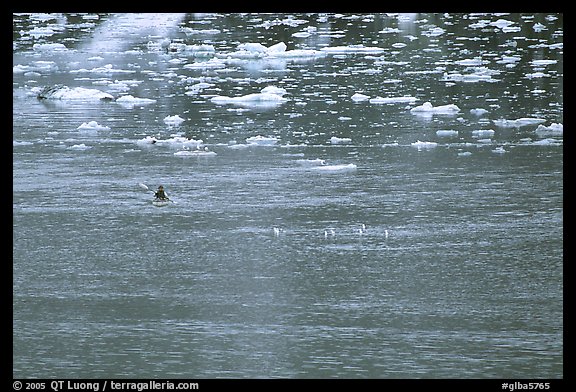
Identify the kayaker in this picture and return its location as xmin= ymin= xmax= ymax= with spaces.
xmin=154 ymin=185 xmax=169 ymax=200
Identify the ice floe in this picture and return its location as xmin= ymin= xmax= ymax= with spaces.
xmin=535 ymin=123 xmax=563 ymax=136
xmin=116 ymin=95 xmax=157 ymax=107
xmin=411 ymin=141 xmax=438 ymax=150
xmin=163 ymin=115 xmax=185 ymax=127
xmin=68 ymin=143 xmax=91 ymax=150
xmin=472 ymin=129 xmax=495 ymax=138
xmin=351 ymin=93 xmax=370 ymax=102
xmin=330 ymin=136 xmax=352 ymax=144
xmin=77 ymin=121 xmax=110 ymax=131
xmin=410 ymin=102 xmax=460 ymax=115
xmin=210 ymin=86 xmax=288 ymax=108
xmin=436 ymin=130 xmax=458 ymax=137
xmin=174 ymin=147 xmax=216 ymax=157
xmin=369 ymin=96 xmax=418 ymax=104
xmin=470 ymin=108 xmax=489 ymax=116
xmin=246 ymin=135 xmax=279 ymax=146
xmin=136 ymin=135 xmax=204 ymax=149
xmin=493 ymin=118 xmax=546 ymax=128
xmin=36 ymin=85 xmax=114 ymax=101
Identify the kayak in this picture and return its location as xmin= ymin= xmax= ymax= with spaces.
xmin=152 ymin=198 xmax=170 ymax=207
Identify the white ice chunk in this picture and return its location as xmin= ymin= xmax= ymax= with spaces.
xmin=37 ymin=86 xmax=114 ymax=101
xmin=116 ymin=95 xmax=157 ymax=107
xmin=454 ymin=57 xmax=487 ymax=66
xmin=163 ymin=115 xmax=185 ymax=126
xmin=370 ymin=96 xmax=418 ymax=104
xmin=246 ymin=135 xmax=279 ymax=146
xmin=174 ymin=148 xmax=216 ymax=157
xmin=77 ymin=121 xmax=110 ymax=131
xmin=472 ymin=129 xmax=495 ymax=138
xmin=410 ymin=102 xmax=460 ymax=114
xmin=351 ymin=93 xmax=370 ymax=102
xmin=33 ymin=43 xmax=68 ymax=52
xmin=470 ymin=108 xmax=489 ymax=116
xmin=535 ymin=123 xmax=563 ymax=136
xmin=295 ymin=158 xmax=326 ymax=167
xmin=530 ymin=59 xmax=557 ymax=67
xmin=436 ymin=130 xmax=458 ymax=137
xmin=210 ymin=86 xmax=288 ymax=108
xmin=411 ymin=141 xmax=438 ymax=150
xmin=330 ymin=136 xmax=352 ymax=144
xmin=68 ymin=143 xmax=91 ymax=150
xmin=493 ymin=118 xmax=546 ymax=128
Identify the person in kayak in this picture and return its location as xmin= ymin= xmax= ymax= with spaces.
xmin=154 ymin=185 xmax=169 ymax=201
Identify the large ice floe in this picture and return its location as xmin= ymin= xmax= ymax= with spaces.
xmin=36 ymin=85 xmax=114 ymax=101
xmin=210 ymin=86 xmax=288 ymax=108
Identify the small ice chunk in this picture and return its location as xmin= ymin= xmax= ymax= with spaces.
xmin=470 ymin=108 xmax=489 ymax=116
xmin=116 ymin=95 xmax=157 ymax=106
xmin=535 ymin=123 xmax=563 ymax=136
xmin=77 ymin=121 xmax=110 ymax=131
xmin=493 ymin=118 xmax=546 ymax=128
xmin=68 ymin=143 xmax=91 ymax=150
xmin=370 ymin=96 xmax=418 ymax=104
xmin=163 ymin=115 xmax=185 ymax=126
xmin=411 ymin=141 xmax=438 ymax=150
xmin=246 ymin=135 xmax=279 ymax=146
xmin=330 ymin=136 xmax=352 ymax=144
xmin=410 ymin=102 xmax=460 ymax=114
xmin=472 ymin=129 xmax=495 ymax=138
xmin=436 ymin=130 xmax=458 ymax=137
xmin=351 ymin=93 xmax=370 ymax=102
